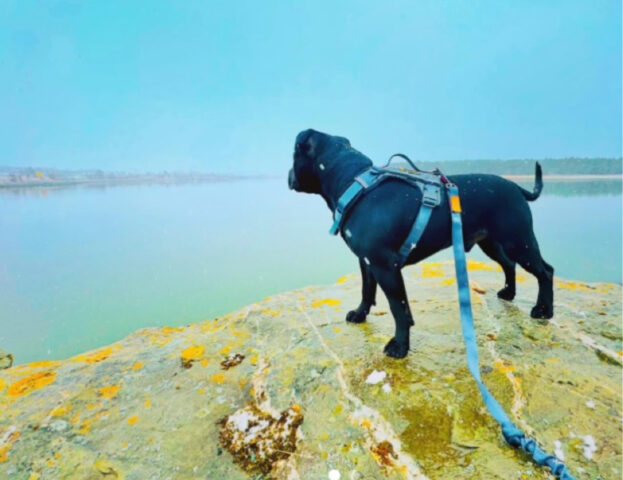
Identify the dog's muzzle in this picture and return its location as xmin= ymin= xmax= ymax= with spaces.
xmin=288 ymin=169 xmax=299 ymax=190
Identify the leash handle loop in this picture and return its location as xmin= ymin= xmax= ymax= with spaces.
xmin=385 ymin=153 xmax=421 ymax=172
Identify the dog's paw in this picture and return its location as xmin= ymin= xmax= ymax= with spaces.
xmin=530 ymin=304 xmax=553 ymax=323
xmin=346 ymin=309 xmax=367 ymax=324
xmin=497 ymin=287 xmax=516 ymax=301
xmin=383 ymin=338 xmax=409 ymax=359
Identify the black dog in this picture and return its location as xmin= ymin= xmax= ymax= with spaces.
xmin=289 ymin=129 xmax=554 ymax=358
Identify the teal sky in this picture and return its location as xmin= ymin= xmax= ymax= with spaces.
xmin=1 ymin=1 xmax=621 ymax=174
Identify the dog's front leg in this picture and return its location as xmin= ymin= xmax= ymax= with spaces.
xmin=346 ymin=258 xmax=377 ymax=324
xmin=370 ymin=265 xmax=413 ymax=359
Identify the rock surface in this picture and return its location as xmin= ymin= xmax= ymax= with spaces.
xmin=0 ymin=261 xmax=621 ymax=480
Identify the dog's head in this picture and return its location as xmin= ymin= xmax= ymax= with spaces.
xmin=288 ymin=129 xmax=352 ymax=194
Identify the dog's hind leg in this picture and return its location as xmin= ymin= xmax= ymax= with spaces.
xmin=505 ymin=232 xmax=554 ymax=321
xmin=346 ymin=258 xmax=377 ymax=324
xmin=369 ymin=265 xmax=413 ymax=359
xmin=478 ymin=239 xmax=517 ymax=301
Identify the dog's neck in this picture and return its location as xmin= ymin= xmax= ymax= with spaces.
xmin=318 ymin=157 xmax=373 ymax=212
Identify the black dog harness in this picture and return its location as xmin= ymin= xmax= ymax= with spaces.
xmin=329 ymin=154 xmax=444 ymax=266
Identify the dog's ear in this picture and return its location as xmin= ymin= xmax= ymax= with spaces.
xmin=295 ymin=129 xmax=317 ymax=158
xmin=334 ymin=136 xmax=351 ymax=147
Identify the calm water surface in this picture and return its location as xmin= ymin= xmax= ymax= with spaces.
xmin=1 ymin=179 xmax=621 ymax=364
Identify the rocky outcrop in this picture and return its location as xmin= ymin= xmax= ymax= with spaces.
xmin=0 ymin=350 xmax=13 ymax=370
xmin=0 ymin=261 xmax=620 ymax=479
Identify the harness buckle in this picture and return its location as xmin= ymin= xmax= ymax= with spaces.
xmin=421 ymin=184 xmax=441 ymax=208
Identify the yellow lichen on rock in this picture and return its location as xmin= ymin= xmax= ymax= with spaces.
xmin=72 ymin=346 xmax=118 ymax=364
xmin=98 ymin=385 xmax=121 ymax=400
xmin=310 ymin=298 xmax=341 ymax=308
xmin=467 ymin=259 xmax=502 ymax=272
xmin=181 ymin=345 xmax=205 ymax=369
xmin=7 ymin=371 xmax=56 ymax=397
xmin=421 ymin=263 xmax=444 ymax=277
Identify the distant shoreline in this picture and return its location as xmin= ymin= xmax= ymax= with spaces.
xmin=0 ymin=174 xmax=274 ymax=189
xmin=503 ymin=174 xmax=622 ymax=181
xmin=0 ymin=173 xmax=620 ymax=190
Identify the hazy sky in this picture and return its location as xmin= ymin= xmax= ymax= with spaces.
xmin=1 ymin=1 xmax=621 ymax=174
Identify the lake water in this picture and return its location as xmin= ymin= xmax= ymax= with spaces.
xmin=1 ymin=178 xmax=621 ymax=364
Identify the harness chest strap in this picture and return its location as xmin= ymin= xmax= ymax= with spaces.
xmin=329 ymin=168 xmax=442 ymax=268
xmin=329 ymin=169 xmax=380 ymax=235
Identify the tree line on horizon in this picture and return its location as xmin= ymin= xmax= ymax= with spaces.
xmin=414 ymin=157 xmax=622 ymax=175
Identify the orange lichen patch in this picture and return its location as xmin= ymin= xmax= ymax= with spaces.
xmin=181 ymin=345 xmax=205 ymax=369
xmin=144 ymin=398 xmax=152 ymax=407
xmin=27 ymin=360 xmax=60 ymax=369
xmin=219 ymin=345 xmax=232 ymax=355
xmin=0 ymin=445 xmax=10 ymax=463
xmin=466 ymin=260 xmax=502 ymax=272
xmin=131 ymin=362 xmax=144 ymax=371
xmin=98 ymin=385 xmax=121 ymax=400
xmin=86 ymin=403 xmax=100 ymax=410
xmin=360 ymin=418 xmax=371 ymax=429
xmin=310 ymin=298 xmax=341 ymax=308
xmin=200 ymin=359 xmax=209 ymax=367
xmin=261 ymin=308 xmax=281 ymax=317
xmin=371 ymin=440 xmax=398 ymax=468
xmin=556 ymin=280 xmax=595 ymax=292
xmin=210 ymin=373 xmax=226 ymax=384
xmin=421 ymin=263 xmax=444 ymax=277
xmin=7 ymin=370 xmax=56 ymax=397
xmin=494 ymin=360 xmax=515 ymax=374
xmin=0 ymin=378 xmax=5 ymax=394
xmin=79 ymin=419 xmax=92 ymax=434
xmin=0 ymin=429 xmax=21 ymax=463
xmin=72 ymin=346 xmax=117 ymax=364
xmin=231 ymin=329 xmax=249 ymax=338
xmin=250 ymin=356 xmax=259 ymax=365
xmin=516 ymin=274 xmax=527 ymax=282
xmin=200 ymin=319 xmax=222 ymax=334
xmin=51 ymin=403 xmax=73 ymax=417
xmin=332 ymin=327 xmax=342 ymax=333
xmin=440 ymin=278 xmax=455 ymax=286
xmin=336 ymin=275 xmax=349 ymax=284
xmin=161 ymin=326 xmax=185 ymax=335
xmin=127 ymin=416 xmax=139 ymax=425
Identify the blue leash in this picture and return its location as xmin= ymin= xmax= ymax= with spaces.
xmin=446 ymin=183 xmax=576 ymax=480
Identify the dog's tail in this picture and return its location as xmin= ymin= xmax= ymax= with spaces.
xmin=518 ymin=162 xmax=543 ymax=201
